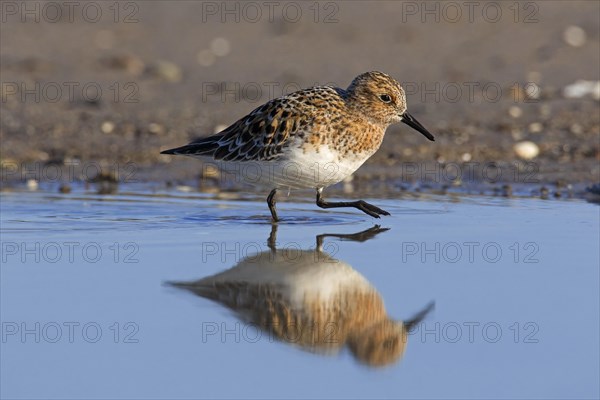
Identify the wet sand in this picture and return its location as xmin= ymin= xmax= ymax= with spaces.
xmin=1 ymin=1 xmax=599 ymax=196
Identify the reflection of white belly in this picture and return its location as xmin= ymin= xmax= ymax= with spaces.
xmin=203 ymin=146 xmax=371 ymax=189
xmin=209 ymin=250 xmax=375 ymax=309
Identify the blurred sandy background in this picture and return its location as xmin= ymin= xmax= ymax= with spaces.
xmin=1 ymin=1 xmax=599 ymax=192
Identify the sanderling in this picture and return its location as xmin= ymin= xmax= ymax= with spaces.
xmin=161 ymin=71 xmax=434 ymax=221
xmin=170 ymin=226 xmax=434 ymax=367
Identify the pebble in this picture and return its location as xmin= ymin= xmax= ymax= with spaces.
xmin=176 ymin=185 xmax=194 ymax=192
xmin=570 ymin=123 xmax=583 ymax=135
xmin=148 ymin=60 xmax=182 ymax=82
xmin=509 ymin=106 xmax=523 ymax=118
xmin=528 ymin=122 xmax=543 ymax=133
xmin=102 ymin=54 xmax=144 ymax=75
xmin=563 ymin=80 xmax=600 ymax=100
xmin=148 ymin=123 xmax=164 ymax=135
xmin=563 ymin=26 xmax=586 ymax=47
xmin=101 ymin=121 xmax=115 ymax=134
xmin=514 ymin=141 xmax=540 ymax=160
xmin=201 ymin=164 xmax=220 ymax=179
xmin=524 ymin=82 xmax=541 ymax=100
xmin=26 ymin=179 xmax=38 ymax=190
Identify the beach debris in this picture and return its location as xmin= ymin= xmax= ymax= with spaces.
xmin=514 ymin=141 xmax=540 ymax=160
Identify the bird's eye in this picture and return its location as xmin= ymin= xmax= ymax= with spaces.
xmin=379 ymin=94 xmax=392 ymax=103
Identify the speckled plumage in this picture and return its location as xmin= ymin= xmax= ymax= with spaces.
xmin=162 ymin=71 xmax=435 ymax=220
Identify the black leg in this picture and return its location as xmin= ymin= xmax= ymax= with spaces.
xmin=316 ymin=225 xmax=390 ymax=250
xmin=315 ymin=188 xmax=390 ymax=218
xmin=267 ymin=188 xmax=279 ymax=222
xmin=267 ymin=224 xmax=278 ymax=253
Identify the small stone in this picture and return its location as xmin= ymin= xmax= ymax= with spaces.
xmin=102 ymin=54 xmax=145 ymax=75
xmin=35 ymin=151 xmax=49 ymax=161
xmin=563 ymin=25 xmax=586 ymax=47
xmin=148 ymin=123 xmax=164 ymax=135
xmin=201 ymin=164 xmax=220 ymax=179
xmin=148 ymin=60 xmax=182 ymax=82
xmin=509 ymin=106 xmax=522 ymax=118
xmin=570 ymin=123 xmax=583 ymax=135
xmin=176 ymin=185 xmax=193 ymax=193
xmin=26 ymin=179 xmax=38 ymax=190
xmin=528 ymin=122 xmax=543 ymax=133
xmin=461 ymin=153 xmax=472 ymax=162
xmin=524 ymin=83 xmax=540 ymax=100
xmin=210 ymin=37 xmax=231 ymax=57
xmin=101 ymin=121 xmax=115 ymax=134
xmin=563 ymin=80 xmax=600 ymax=99
xmin=514 ymin=141 xmax=540 ymax=160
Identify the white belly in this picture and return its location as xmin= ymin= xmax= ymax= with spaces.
xmin=200 ymin=145 xmax=371 ymax=189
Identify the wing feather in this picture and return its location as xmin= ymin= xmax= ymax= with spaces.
xmin=160 ymin=87 xmax=342 ymax=161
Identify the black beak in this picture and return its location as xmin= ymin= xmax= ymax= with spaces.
xmin=401 ymin=111 xmax=435 ymax=141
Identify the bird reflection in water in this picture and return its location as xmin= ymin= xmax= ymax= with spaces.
xmin=170 ymin=225 xmax=433 ymax=367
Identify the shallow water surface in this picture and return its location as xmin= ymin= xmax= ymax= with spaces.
xmin=1 ymin=190 xmax=599 ymax=399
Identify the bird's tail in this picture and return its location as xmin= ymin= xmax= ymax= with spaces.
xmin=160 ymin=137 xmax=221 ymax=156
